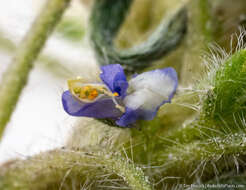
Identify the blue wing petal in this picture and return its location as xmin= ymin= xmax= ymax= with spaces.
xmin=116 ymin=107 xmax=138 ymax=127
xmin=62 ymin=91 xmax=122 ymax=119
xmin=100 ymin=64 xmax=128 ymax=97
xmin=116 ymin=107 xmax=157 ymax=127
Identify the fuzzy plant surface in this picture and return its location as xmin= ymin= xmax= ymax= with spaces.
xmin=1 ymin=0 xmax=246 ymax=190
xmin=90 ymin=0 xmax=187 ymax=72
xmin=1 ymin=47 xmax=246 ymax=189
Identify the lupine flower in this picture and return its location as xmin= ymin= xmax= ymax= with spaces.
xmin=62 ymin=64 xmax=178 ymax=127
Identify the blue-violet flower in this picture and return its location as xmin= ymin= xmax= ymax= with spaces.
xmin=62 ymin=64 xmax=178 ymax=127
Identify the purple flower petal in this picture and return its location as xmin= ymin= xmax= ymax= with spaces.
xmin=116 ymin=107 xmax=138 ymax=127
xmin=62 ymin=91 xmax=122 ymax=119
xmin=116 ymin=108 xmax=157 ymax=127
xmin=100 ymin=64 xmax=128 ymax=97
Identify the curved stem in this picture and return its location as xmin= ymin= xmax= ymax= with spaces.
xmin=90 ymin=0 xmax=187 ymax=72
xmin=0 ymin=0 xmax=71 ymax=139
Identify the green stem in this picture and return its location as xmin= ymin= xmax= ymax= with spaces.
xmin=151 ymin=132 xmax=246 ymax=185
xmin=110 ymin=154 xmax=153 ymax=190
xmin=0 ymin=0 xmax=71 ymax=139
xmin=0 ymin=148 xmax=152 ymax=190
xmin=91 ymin=0 xmax=187 ymax=72
xmin=0 ymin=30 xmax=74 ymax=79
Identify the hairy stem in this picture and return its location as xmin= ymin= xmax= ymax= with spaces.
xmin=0 ymin=29 xmax=74 ymax=79
xmin=151 ymin=132 xmax=246 ymax=185
xmin=0 ymin=0 xmax=71 ymax=138
xmin=0 ymin=148 xmax=152 ymax=190
xmin=90 ymin=0 xmax=187 ymax=72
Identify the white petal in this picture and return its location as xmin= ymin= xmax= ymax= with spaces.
xmin=124 ymin=68 xmax=177 ymax=111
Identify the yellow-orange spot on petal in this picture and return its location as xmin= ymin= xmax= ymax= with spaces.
xmin=113 ymin=92 xmax=119 ymax=97
xmin=79 ymin=85 xmax=99 ymax=100
xmin=88 ymin=89 xmax=99 ymax=100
